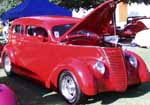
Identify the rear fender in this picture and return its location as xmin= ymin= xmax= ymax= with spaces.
xmin=1 ymin=45 xmax=16 ymax=65
xmin=46 ymin=58 xmax=97 ymax=95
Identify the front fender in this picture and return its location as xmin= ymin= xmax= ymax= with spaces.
xmin=125 ymin=50 xmax=149 ymax=83
xmin=46 ymin=58 xmax=98 ymax=96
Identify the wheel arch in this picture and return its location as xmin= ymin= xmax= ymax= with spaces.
xmin=1 ymin=49 xmax=16 ymax=66
xmin=45 ymin=58 xmax=97 ymax=95
xmin=125 ymin=50 xmax=149 ymax=82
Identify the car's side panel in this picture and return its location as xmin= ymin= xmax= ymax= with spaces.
xmin=17 ymin=37 xmax=54 ymax=82
xmin=19 ymin=43 xmax=104 ymax=84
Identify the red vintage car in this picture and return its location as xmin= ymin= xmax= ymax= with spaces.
xmin=117 ymin=16 xmax=150 ymax=38
xmin=1 ymin=0 xmax=148 ymax=104
xmin=0 ymin=84 xmax=18 ymax=105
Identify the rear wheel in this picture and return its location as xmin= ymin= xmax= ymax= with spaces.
xmin=3 ymin=55 xmax=13 ymax=76
xmin=59 ymin=71 xmax=85 ymax=105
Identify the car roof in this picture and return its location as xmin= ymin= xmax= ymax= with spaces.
xmin=12 ymin=16 xmax=81 ymax=26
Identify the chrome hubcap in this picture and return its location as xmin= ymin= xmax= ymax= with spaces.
xmin=61 ymin=75 xmax=77 ymax=100
xmin=4 ymin=56 xmax=11 ymax=73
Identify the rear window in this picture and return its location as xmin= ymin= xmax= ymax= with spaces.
xmin=12 ymin=25 xmax=23 ymax=34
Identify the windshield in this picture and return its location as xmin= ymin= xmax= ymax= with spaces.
xmin=52 ymin=24 xmax=74 ymax=38
xmin=52 ymin=23 xmax=97 ymax=39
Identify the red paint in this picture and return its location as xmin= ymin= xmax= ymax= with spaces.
xmin=2 ymin=0 xmax=148 ymax=97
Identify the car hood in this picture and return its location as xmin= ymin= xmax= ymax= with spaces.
xmin=60 ymin=0 xmax=119 ymax=41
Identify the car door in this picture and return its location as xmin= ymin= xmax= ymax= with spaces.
xmin=19 ymin=25 xmax=53 ymax=81
xmin=10 ymin=24 xmax=25 ymax=66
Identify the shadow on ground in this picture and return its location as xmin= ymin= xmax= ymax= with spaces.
xmin=85 ymin=83 xmax=150 ymax=105
xmin=0 ymin=71 xmax=150 ymax=105
xmin=0 ymin=74 xmax=67 ymax=105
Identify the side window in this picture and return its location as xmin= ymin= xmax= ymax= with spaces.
xmin=12 ymin=25 xmax=23 ymax=34
xmin=26 ymin=26 xmax=48 ymax=37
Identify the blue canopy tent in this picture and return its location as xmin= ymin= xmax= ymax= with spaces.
xmin=1 ymin=0 xmax=72 ymax=21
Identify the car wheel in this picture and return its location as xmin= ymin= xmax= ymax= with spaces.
xmin=59 ymin=71 xmax=85 ymax=105
xmin=3 ymin=55 xmax=13 ymax=76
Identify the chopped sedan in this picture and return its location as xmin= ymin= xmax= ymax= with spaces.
xmin=2 ymin=0 xmax=148 ymax=104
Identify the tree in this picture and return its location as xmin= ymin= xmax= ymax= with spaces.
xmin=50 ymin=0 xmax=150 ymax=10
xmin=0 ymin=0 xmax=22 ymax=14
xmin=50 ymin=0 xmax=105 ymax=9
xmin=124 ymin=0 xmax=150 ymax=5
xmin=1 ymin=0 xmax=150 ymax=15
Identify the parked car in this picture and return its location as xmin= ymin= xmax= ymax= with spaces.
xmin=0 ymin=84 xmax=18 ymax=105
xmin=117 ymin=16 xmax=150 ymax=38
xmin=1 ymin=0 xmax=148 ymax=104
xmin=127 ymin=16 xmax=148 ymax=24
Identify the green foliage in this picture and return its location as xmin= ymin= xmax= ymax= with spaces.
xmin=0 ymin=0 xmax=150 ymax=15
xmin=123 ymin=0 xmax=150 ymax=5
xmin=50 ymin=0 xmax=150 ymax=10
xmin=0 ymin=0 xmax=22 ymax=14
xmin=50 ymin=0 xmax=105 ymax=10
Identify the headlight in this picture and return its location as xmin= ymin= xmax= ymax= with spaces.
xmin=129 ymin=56 xmax=138 ymax=68
xmin=93 ymin=61 xmax=105 ymax=74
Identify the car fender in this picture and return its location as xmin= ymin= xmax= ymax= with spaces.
xmin=46 ymin=58 xmax=98 ymax=95
xmin=125 ymin=50 xmax=148 ymax=82
xmin=1 ymin=45 xmax=16 ymax=65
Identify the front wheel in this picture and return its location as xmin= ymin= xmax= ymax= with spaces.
xmin=59 ymin=71 xmax=85 ymax=105
xmin=3 ymin=55 xmax=13 ymax=76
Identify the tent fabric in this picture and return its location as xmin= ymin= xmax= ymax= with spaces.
xmin=1 ymin=0 xmax=72 ymax=21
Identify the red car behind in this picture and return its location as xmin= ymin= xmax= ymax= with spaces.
xmin=1 ymin=0 xmax=148 ymax=104
xmin=117 ymin=16 xmax=150 ymax=38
